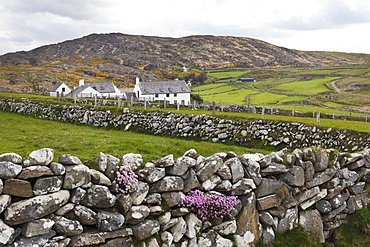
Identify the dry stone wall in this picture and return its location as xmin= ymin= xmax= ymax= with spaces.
xmin=0 ymin=147 xmax=369 ymax=246
xmin=0 ymin=98 xmax=369 ymax=152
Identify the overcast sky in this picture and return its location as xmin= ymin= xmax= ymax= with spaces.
xmin=1 ymin=0 xmax=370 ymax=56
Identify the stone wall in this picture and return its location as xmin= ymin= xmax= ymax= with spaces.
xmin=0 ymin=98 xmax=369 ymax=152
xmin=0 ymin=147 xmax=369 ymax=246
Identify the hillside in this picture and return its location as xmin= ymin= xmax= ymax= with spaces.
xmin=0 ymin=33 xmax=370 ymax=94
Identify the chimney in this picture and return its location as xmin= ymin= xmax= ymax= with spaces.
xmin=79 ymin=79 xmax=85 ymax=87
xmin=135 ymin=77 xmax=140 ymax=84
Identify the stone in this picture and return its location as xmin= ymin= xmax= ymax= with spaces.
xmin=0 ymin=220 xmax=14 ymax=245
xmin=17 ymin=166 xmax=53 ymax=179
xmin=125 ymin=205 xmax=150 ymax=224
xmin=300 ymin=189 xmax=328 ymax=210
xmin=314 ymin=150 xmax=329 ymax=172
xmin=131 ymin=220 xmax=160 ymax=241
xmin=171 ymin=207 xmax=190 ymax=217
xmin=201 ymin=174 xmax=222 ymax=191
xmin=0 ymin=161 xmax=22 ymax=179
xmin=217 ymin=163 xmax=232 ymax=180
xmin=303 ymin=161 xmax=315 ymax=182
xmin=347 ymin=158 xmax=365 ymax=170
xmin=144 ymin=193 xmax=162 ymax=205
xmin=98 ymin=237 xmax=133 ymax=247
xmin=330 ymin=190 xmax=350 ymax=209
xmin=212 ymin=220 xmax=237 ymax=236
xmin=117 ymin=194 xmax=133 ymax=213
xmin=55 ymin=203 xmax=74 ymax=216
xmin=149 ymin=205 xmax=163 ymax=215
xmin=131 ymin=181 xmax=149 ymax=205
xmin=3 ymin=178 xmax=33 ymax=198
xmin=58 ymin=154 xmax=83 ymax=165
xmin=259 ymin=212 xmax=274 ymax=226
xmin=69 ymin=232 xmax=105 ymax=247
xmin=104 ymin=154 xmax=120 ymax=180
xmin=184 ymin=149 xmax=198 ymax=159
xmin=276 ymin=207 xmax=298 ymax=234
xmin=24 ymin=148 xmax=54 ymax=167
xmin=81 ymin=185 xmax=116 ymax=208
xmin=225 ymin=157 xmax=244 ymax=183
xmin=151 ymin=176 xmax=184 ymax=192
xmin=230 ymin=178 xmax=255 ymax=196
xmin=280 ymin=166 xmax=305 ymax=187
xmin=162 ymin=192 xmax=185 ymax=208
xmin=166 ymin=156 xmax=195 ymax=176
xmin=70 ymin=187 xmax=86 ymax=204
xmin=349 ymin=182 xmax=366 ymax=194
xmin=155 ymin=154 xmax=174 ymax=168
xmin=196 ymin=154 xmax=224 ymax=182
xmin=256 ymin=178 xmax=288 ymax=198
xmin=140 ymin=166 xmax=166 ymax=183
xmin=299 ymin=209 xmax=325 ymax=243
xmin=4 ymin=190 xmax=70 ymax=225
xmin=73 ymin=204 xmax=97 ymax=225
xmin=315 ymin=200 xmax=332 ymax=214
xmin=0 ymin=195 xmax=11 ymax=214
xmin=261 ymin=226 xmax=275 ymax=243
xmin=97 ymin=211 xmax=125 ymax=231
xmin=63 ymin=164 xmax=91 ymax=189
xmin=303 ymin=148 xmax=316 ymax=163
xmin=158 ymin=212 xmax=172 ymax=226
xmin=22 ymin=218 xmax=55 ymax=237
xmin=99 ymin=228 xmax=133 ymax=241
xmin=162 ymin=218 xmax=178 ymax=231
xmin=161 ymin=231 xmax=174 ymax=247
xmin=11 ymin=230 xmax=56 ymax=247
xmin=0 ymin=153 xmax=22 ymax=164
xmin=185 ymin=213 xmax=202 ymax=239
xmin=261 ymin=162 xmax=289 ymax=176
xmin=94 ymin=152 xmax=107 ymax=172
xmin=257 ymin=194 xmax=279 ymax=210
xmin=90 ymin=169 xmax=112 ymax=186
xmin=121 ymin=153 xmax=143 ymax=171
xmin=306 ymin=168 xmax=336 ymax=188
xmin=181 ymin=168 xmax=200 ymax=193
xmin=170 ymin=217 xmax=187 ymax=242
xmin=33 ymin=176 xmax=63 ymax=196
xmin=50 ymin=162 xmax=66 ymax=175
xmin=198 ymin=230 xmax=233 ymax=247
xmin=236 ymin=193 xmax=260 ymax=246
xmin=53 ymin=216 xmax=83 ymax=236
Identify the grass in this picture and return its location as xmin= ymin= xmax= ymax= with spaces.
xmin=0 ymin=111 xmax=264 ymax=165
xmin=271 ymin=77 xmax=340 ymax=95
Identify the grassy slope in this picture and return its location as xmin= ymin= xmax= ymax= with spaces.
xmin=0 ymin=111 xmax=262 ymax=164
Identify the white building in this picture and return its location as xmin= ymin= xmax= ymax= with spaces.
xmin=134 ymin=78 xmax=191 ymax=105
xmin=67 ymin=86 xmax=101 ymax=98
xmin=49 ymin=82 xmax=72 ymax=97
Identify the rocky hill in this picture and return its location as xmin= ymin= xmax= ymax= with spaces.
xmin=0 ymin=33 xmax=369 ymax=93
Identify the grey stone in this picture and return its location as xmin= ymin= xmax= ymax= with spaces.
xmin=314 ymin=150 xmax=329 ymax=172
xmin=33 ymin=176 xmax=63 ymax=196
xmin=131 ymin=220 xmax=160 ymax=241
xmin=49 ymin=162 xmax=66 ymax=175
xmin=231 ymin=178 xmax=255 ymax=196
xmin=94 ymin=152 xmax=108 ymax=172
xmin=166 ymin=156 xmax=195 ymax=176
xmin=63 ymin=164 xmax=91 ymax=189
xmin=73 ymin=204 xmax=97 ymax=225
xmin=161 ymin=231 xmax=173 ymax=247
xmin=158 ymin=212 xmax=172 ymax=226
xmin=58 ymin=154 xmax=83 ymax=165
xmin=97 ymin=211 xmax=125 ymax=231
xmin=22 ymin=219 xmax=55 ymax=237
xmin=217 ymin=163 xmax=232 ymax=180
xmin=306 ymin=168 xmax=336 ymax=188
xmin=256 ymin=178 xmax=288 ymax=198
xmin=81 ymin=185 xmax=116 ymax=208
xmin=200 ymin=174 xmax=222 ymax=191
xmin=212 ymin=220 xmax=237 ymax=236
xmin=259 ymin=212 xmax=274 ymax=226
xmin=299 ymin=209 xmax=325 ymax=243
xmin=198 ymin=230 xmax=233 ymax=247
xmin=315 ymin=200 xmax=332 ymax=214
xmin=126 ymin=205 xmax=150 ymax=224
xmin=300 ymin=189 xmax=327 ymax=210
xmin=0 ymin=153 xmax=22 ymax=164
xmin=131 ymin=181 xmax=149 ymax=205
xmin=155 ymin=154 xmax=174 ymax=168
xmin=0 ymin=161 xmax=22 ymax=179
xmin=280 ymin=166 xmax=305 ymax=187
xmin=215 ymin=180 xmax=232 ymax=192
xmin=24 ymin=148 xmax=54 ymax=166
xmin=303 ymin=161 xmax=315 ymax=182
xmin=3 ymin=178 xmax=33 ymax=198
xmin=18 ymin=166 xmax=53 ymax=179
xmin=0 ymin=195 xmax=11 ymax=214
xmin=104 ymin=154 xmax=120 ymax=180
xmin=90 ymin=169 xmax=112 ymax=186
xmin=55 ymin=203 xmax=74 ymax=216
xmin=261 ymin=162 xmax=289 ymax=176
xmin=10 ymin=230 xmax=56 ymax=247
xmin=70 ymin=187 xmax=86 ymax=204
xmin=121 ymin=153 xmax=143 ymax=171
xmin=151 ymin=176 xmax=184 ymax=192
xmin=262 ymin=226 xmax=275 ymax=243
xmin=185 ymin=213 xmax=202 ymax=239
xmin=196 ymin=155 xmax=224 ymax=182
xmin=140 ymin=166 xmax=166 ymax=183
xmin=69 ymin=232 xmax=105 ymax=247
xmin=53 ymin=216 xmax=83 ymax=236
xmin=276 ymin=207 xmax=298 ymax=234
xmin=162 ymin=192 xmax=185 ymax=208
xmin=0 ymin=220 xmax=14 ymax=245
xmin=170 ymin=217 xmax=187 ymax=242
xmin=117 ymin=194 xmax=133 ymax=213
xmin=181 ymin=168 xmax=200 ymax=193
xmin=225 ymin=157 xmax=244 ymax=183
xmin=144 ymin=193 xmax=162 ymax=205
xmin=349 ymin=182 xmax=366 ymax=194
xmin=4 ymin=190 xmax=70 ymax=225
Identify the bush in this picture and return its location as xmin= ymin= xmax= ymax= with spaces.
xmin=111 ymin=164 xmax=138 ymax=194
xmin=179 ymin=190 xmax=237 ymax=223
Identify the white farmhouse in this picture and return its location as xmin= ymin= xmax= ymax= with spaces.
xmin=66 ymin=86 xmax=101 ymax=98
xmin=49 ymin=82 xmax=72 ymax=97
xmin=134 ymin=78 xmax=191 ymax=105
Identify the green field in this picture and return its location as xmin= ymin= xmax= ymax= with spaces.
xmin=271 ymin=77 xmax=339 ymax=95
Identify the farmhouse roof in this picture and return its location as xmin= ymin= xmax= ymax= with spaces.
xmin=66 ymin=86 xmax=92 ymax=96
xmin=138 ymin=80 xmax=190 ymax=95
xmin=85 ymin=82 xmax=116 ymax=93
xmin=50 ymin=82 xmax=63 ymax=92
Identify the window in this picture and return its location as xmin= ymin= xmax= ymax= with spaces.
xmin=181 ymin=100 xmax=185 ymax=105
xmin=62 ymin=88 xmax=65 ymax=92
xmin=174 ymin=100 xmax=177 ymax=104
xmin=174 ymin=93 xmax=177 ymax=97
xmin=155 ymin=94 xmax=159 ymax=98
xmin=166 ymin=93 xmax=170 ymax=97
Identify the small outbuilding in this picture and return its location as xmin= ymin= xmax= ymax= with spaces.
xmin=49 ymin=82 xmax=71 ymax=97
xmin=236 ymin=78 xmax=256 ymax=82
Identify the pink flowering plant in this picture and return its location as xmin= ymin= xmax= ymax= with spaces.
xmin=111 ymin=164 xmax=138 ymax=194
xmin=179 ymin=190 xmax=238 ymax=223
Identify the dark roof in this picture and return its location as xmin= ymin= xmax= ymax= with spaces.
xmin=139 ymin=80 xmax=190 ymax=95
xmin=85 ymin=82 xmax=116 ymax=93
xmin=50 ymin=82 xmax=63 ymax=92
xmin=66 ymin=86 xmax=91 ymax=97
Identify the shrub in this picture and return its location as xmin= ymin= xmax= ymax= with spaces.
xmin=111 ymin=164 xmax=138 ymax=194
xmin=179 ymin=190 xmax=237 ymax=223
